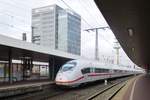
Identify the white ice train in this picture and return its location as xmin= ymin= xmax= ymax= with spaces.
xmin=55 ymin=59 xmax=144 ymax=87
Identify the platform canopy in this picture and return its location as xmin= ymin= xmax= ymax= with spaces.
xmin=0 ymin=34 xmax=81 ymax=62
xmin=95 ymin=0 xmax=150 ymax=68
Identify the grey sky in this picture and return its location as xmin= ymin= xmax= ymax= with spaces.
xmin=0 ymin=0 xmax=135 ymax=66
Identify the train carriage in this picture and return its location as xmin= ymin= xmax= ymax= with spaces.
xmin=55 ymin=59 xmax=144 ymax=87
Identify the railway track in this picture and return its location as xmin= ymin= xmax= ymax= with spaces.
xmin=47 ymin=76 xmax=131 ymax=100
xmin=86 ymin=80 xmax=127 ymax=100
xmin=3 ymin=76 xmax=131 ymax=100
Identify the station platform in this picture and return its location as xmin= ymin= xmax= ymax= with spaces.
xmin=112 ymin=74 xmax=150 ymax=100
xmin=0 ymin=80 xmax=54 ymax=98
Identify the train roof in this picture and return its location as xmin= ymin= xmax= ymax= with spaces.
xmin=71 ymin=59 xmax=138 ymax=71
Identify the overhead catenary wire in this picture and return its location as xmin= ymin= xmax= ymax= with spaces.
xmin=77 ymin=0 xmax=115 ymax=49
xmin=0 ymin=0 xmax=31 ymax=12
xmin=59 ymin=0 xmax=94 ymax=29
xmin=78 ymin=0 xmax=101 ymax=26
xmin=0 ymin=1 xmax=32 ymax=34
xmin=0 ymin=12 xmax=31 ymax=25
xmin=0 ymin=0 xmax=31 ymax=26
xmin=0 ymin=1 xmax=31 ymax=24
xmin=1 ymin=0 xmax=115 ymax=51
xmin=58 ymin=0 xmax=132 ymax=65
xmin=0 ymin=21 xmax=31 ymax=33
xmin=59 ymin=0 xmax=115 ymax=51
xmin=11 ymin=0 xmax=32 ymax=8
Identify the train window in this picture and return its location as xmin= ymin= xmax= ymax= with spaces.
xmin=67 ymin=62 xmax=77 ymax=66
xmin=119 ymin=70 xmax=122 ymax=73
xmin=95 ymin=68 xmax=101 ymax=73
xmin=60 ymin=62 xmax=77 ymax=72
xmin=103 ymin=69 xmax=109 ymax=73
xmin=114 ymin=70 xmax=118 ymax=73
xmin=114 ymin=70 xmax=122 ymax=73
xmin=81 ymin=68 xmax=91 ymax=74
xmin=95 ymin=68 xmax=109 ymax=73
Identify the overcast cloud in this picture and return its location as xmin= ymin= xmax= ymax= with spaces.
xmin=0 ymin=0 xmax=135 ymax=66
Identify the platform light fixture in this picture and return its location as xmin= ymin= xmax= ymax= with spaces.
xmin=127 ymin=27 xmax=134 ymax=37
xmin=132 ymin=47 xmax=135 ymax=52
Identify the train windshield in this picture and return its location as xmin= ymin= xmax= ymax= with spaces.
xmin=60 ymin=62 xmax=77 ymax=72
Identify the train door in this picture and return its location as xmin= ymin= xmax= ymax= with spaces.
xmin=81 ymin=67 xmax=91 ymax=82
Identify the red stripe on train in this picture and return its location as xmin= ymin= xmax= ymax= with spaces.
xmin=55 ymin=76 xmax=84 ymax=83
xmin=56 ymin=73 xmax=111 ymax=84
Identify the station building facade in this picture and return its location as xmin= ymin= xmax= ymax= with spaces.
xmin=32 ymin=5 xmax=81 ymax=55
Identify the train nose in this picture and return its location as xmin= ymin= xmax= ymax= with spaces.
xmin=55 ymin=73 xmax=69 ymax=85
xmin=55 ymin=73 xmax=67 ymax=81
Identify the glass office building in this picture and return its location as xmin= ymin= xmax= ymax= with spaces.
xmin=32 ymin=5 xmax=81 ymax=55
